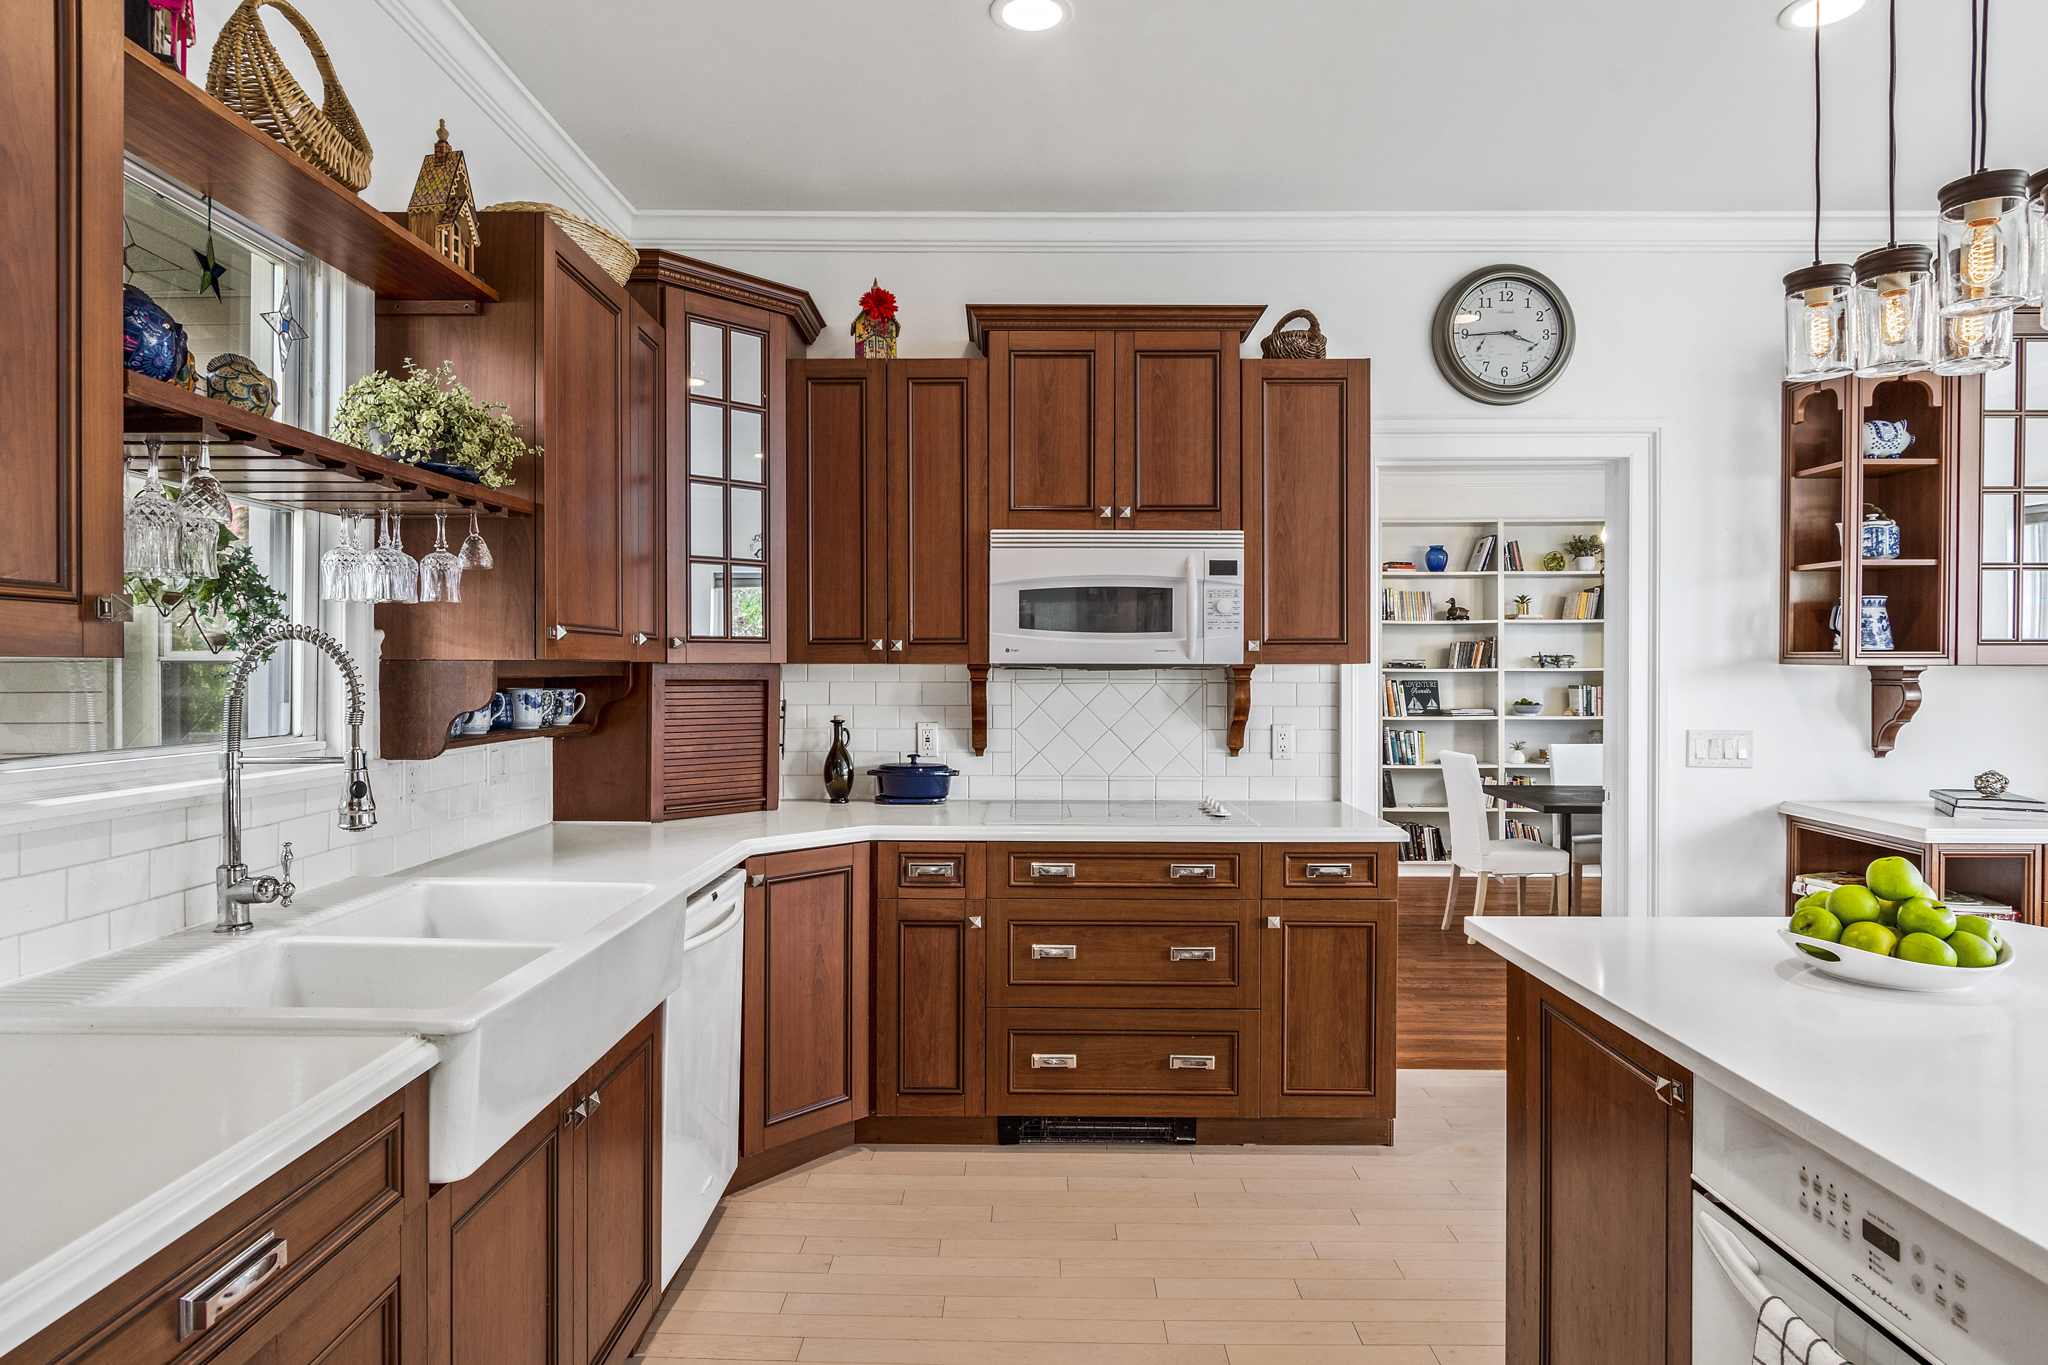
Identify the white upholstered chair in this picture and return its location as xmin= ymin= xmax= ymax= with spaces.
xmin=1438 ymin=749 xmax=1569 ymax=930
xmin=1546 ymin=743 xmax=1604 ymax=915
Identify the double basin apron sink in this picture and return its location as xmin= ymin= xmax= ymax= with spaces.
xmin=0 ymin=878 xmax=680 ymax=1183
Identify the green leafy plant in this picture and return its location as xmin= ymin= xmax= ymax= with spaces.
xmin=331 ymin=359 xmax=533 ymax=489
xmin=1513 ymin=594 xmax=1533 ymax=611
xmin=191 ymin=539 xmax=289 ymax=654
xmin=1563 ymin=533 xmax=1603 ymax=560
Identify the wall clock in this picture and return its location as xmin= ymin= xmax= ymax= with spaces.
xmin=1431 ymin=264 xmax=1576 ymax=405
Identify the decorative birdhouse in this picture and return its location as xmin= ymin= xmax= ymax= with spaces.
xmin=406 ymin=120 xmax=481 ymax=274
xmin=851 ymin=280 xmax=900 ymax=359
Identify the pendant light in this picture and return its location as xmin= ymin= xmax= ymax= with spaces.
xmin=1935 ymin=2 xmax=2027 ymax=334
xmin=1854 ymin=0 xmax=1935 ymax=377
xmin=1785 ymin=14 xmax=1856 ymax=381
xmin=2023 ymin=167 xmax=2047 ymax=309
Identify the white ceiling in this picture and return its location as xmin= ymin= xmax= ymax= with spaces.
xmin=448 ymin=0 xmax=2048 ymax=215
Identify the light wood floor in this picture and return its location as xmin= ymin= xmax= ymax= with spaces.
xmin=636 ymin=1070 xmax=1506 ymax=1365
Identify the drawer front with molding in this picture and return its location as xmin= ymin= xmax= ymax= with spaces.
xmin=989 ymin=901 xmax=1258 ymax=1008
xmin=990 ymin=1009 xmax=1257 ymax=1117
xmin=881 ymin=842 xmax=982 ymax=899
xmin=1263 ymin=845 xmax=1395 ymax=898
xmin=997 ymin=844 xmax=1252 ymax=898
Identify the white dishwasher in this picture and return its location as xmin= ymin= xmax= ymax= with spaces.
xmin=661 ymin=867 xmax=746 ymax=1284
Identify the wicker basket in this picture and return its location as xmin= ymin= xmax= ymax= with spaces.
xmin=483 ymin=202 xmax=638 ymax=285
xmin=206 ymin=1 xmax=373 ymax=193
xmin=1260 ymin=309 xmax=1328 ymax=360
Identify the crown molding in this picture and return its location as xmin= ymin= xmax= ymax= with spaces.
xmin=630 ymin=208 xmax=1946 ymax=256
xmin=629 ymin=250 xmax=826 ymax=343
xmin=369 ymin=0 xmax=635 ymax=237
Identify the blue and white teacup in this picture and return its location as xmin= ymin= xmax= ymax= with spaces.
xmin=510 ymin=688 xmax=558 ymax=730
xmin=1863 ymin=419 xmax=1914 ymax=458
xmin=459 ymin=693 xmax=508 ymax=736
xmin=552 ymin=688 xmax=587 ymax=724
xmin=489 ymin=690 xmax=514 ymax=731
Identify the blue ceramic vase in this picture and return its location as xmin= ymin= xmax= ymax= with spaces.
xmin=1425 ymin=545 xmax=1449 ymax=572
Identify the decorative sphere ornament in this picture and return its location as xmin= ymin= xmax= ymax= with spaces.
xmin=1975 ymin=770 xmax=2011 ymax=798
xmin=204 ymin=353 xmax=277 ymax=416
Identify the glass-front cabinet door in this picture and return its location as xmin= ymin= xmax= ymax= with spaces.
xmin=1963 ymin=317 xmax=2048 ymax=662
xmin=668 ymin=293 xmax=781 ymax=660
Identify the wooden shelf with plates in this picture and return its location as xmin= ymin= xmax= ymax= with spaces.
xmin=121 ymin=41 xmax=496 ymax=303
xmin=123 ymin=372 xmax=534 ymax=516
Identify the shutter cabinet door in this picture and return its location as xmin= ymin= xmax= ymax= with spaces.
xmin=658 ymin=669 xmax=777 ymax=818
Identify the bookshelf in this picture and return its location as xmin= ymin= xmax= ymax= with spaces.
xmin=1377 ymin=517 xmax=1607 ymax=866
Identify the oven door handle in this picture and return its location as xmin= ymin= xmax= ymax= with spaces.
xmin=1185 ymin=556 xmax=1201 ymax=663
xmin=1696 ymin=1209 xmax=1770 ymax=1313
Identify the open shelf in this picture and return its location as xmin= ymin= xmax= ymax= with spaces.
xmin=124 ymin=373 xmax=534 ymax=516
xmin=1792 ymin=559 xmax=1939 ymax=572
xmin=446 ymin=723 xmax=593 ymax=750
xmin=1382 ymin=618 xmax=1501 ymax=626
xmin=123 ymin=43 xmax=496 ymax=303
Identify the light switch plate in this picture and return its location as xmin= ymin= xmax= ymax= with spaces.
xmin=1687 ymin=729 xmax=1753 ymax=768
xmin=916 ymin=722 xmax=939 ymax=758
xmin=1273 ymin=723 xmax=1295 ymax=760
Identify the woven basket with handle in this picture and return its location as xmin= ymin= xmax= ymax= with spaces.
xmin=482 ymin=202 xmax=639 ymax=286
xmin=206 ymin=0 xmax=373 ymax=193
xmin=1260 ymin=309 xmax=1328 ymax=360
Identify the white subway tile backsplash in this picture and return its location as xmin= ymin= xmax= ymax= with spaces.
xmin=20 ymin=821 xmax=111 ymax=875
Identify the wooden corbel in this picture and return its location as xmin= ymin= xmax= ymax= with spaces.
xmin=1227 ymin=664 xmax=1256 ymax=756
xmin=1868 ymin=665 xmax=1924 ymax=757
xmin=968 ymin=666 xmax=989 ymax=756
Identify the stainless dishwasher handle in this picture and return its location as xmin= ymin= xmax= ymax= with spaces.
xmin=1170 ymin=863 xmax=1217 ymax=879
xmin=905 ymin=861 xmax=958 ymax=878
xmin=1030 ymin=1053 xmax=1078 ymax=1069
xmin=1029 ymin=861 xmax=1076 ymax=878
xmin=1169 ymin=1055 xmax=1216 ymax=1070
xmin=1170 ymin=946 xmax=1217 ymax=961
xmin=1030 ymin=944 xmax=1077 ymax=960
xmin=1305 ymin=863 xmax=1354 ymax=878
xmin=178 ymin=1232 xmax=288 ymax=1339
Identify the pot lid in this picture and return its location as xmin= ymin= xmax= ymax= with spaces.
xmin=868 ymin=753 xmax=960 ymax=776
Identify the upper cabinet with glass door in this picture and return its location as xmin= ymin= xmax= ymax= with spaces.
xmin=1962 ymin=316 xmax=2048 ymax=662
xmin=626 ymin=252 xmax=824 ymax=663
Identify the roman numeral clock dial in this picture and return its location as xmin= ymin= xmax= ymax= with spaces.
xmin=1430 ymin=265 xmax=1576 ymax=405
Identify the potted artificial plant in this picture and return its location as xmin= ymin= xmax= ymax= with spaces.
xmin=332 ymin=359 xmax=534 ymax=488
xmin=1564 ymin=533 xmax=1603 ymax=572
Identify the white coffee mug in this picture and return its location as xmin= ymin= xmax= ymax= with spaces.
xmin=509 ymin=688 xmax=557 ymax=730
xmin=553 ymin=688 xmax=587 ymax=724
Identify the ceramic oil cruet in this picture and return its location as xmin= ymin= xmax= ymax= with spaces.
xmin=823 ymin=715 xmax=854 ymax=803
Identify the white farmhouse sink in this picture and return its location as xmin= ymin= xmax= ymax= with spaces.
xmin=298 ymin=880 xmax=655 ymax=943
xmin=100 ymin=939 xmax=551 ymax=1010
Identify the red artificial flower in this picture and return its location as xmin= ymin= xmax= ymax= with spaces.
xmin=858 ymin=284 xmax=898 ymax=321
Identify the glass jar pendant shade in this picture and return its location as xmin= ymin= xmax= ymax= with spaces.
xmin=2025 ymin=168 xmax=2048 ymax=309
xmin=1852 ymin=244 xmax=1935 ymax=377
xmin=1934 ymin=295 xmax=2013 ymax=375
xmin=1937 ymin=169 xmax=2030 ymax=316
xmin=1785 ymin=263 xmax=1856 ymax=380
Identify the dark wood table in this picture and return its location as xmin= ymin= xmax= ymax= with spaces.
xmin=1483 ymin=783 xmax=1606 ymax=914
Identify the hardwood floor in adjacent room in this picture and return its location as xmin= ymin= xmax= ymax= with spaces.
xmin=636 ymin=1071 xmax=1506 ymax=1365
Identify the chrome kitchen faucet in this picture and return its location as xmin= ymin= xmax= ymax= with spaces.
xmin=215 ymin=623 xmax=377 ymax=932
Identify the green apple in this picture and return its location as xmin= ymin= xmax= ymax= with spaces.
xmin=1840 ymin=921 xmax=1900 ymax=957
xmin=1866 ymin=856 xmax=1936 ymax=903
xmin=1790 ymin=905 xmax=1844 ymax=943
xmin=1955 ymin=914 xmax=2005 ymax=949
xmin=1948 ymin=931 xmax=2001 ymax=968
xmin=1828 ymin=884 xmax=1883 ymax=925
xmin=1898 ymin=932 xmax=1959 ymax=967
xmin=1795 ymin=890 xmax=1832 ymax=916
xmin=1896 ymin=898 xmax=1957 ymax=940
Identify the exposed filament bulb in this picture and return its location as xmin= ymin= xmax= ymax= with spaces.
xmin=1879 ymin=290 xmax=1911 ymax=347
xmin=1964 ymin=221 xmax=2001 ymax=288
xmin=1807 ymin=304 xmax=1835 ymax=359
xmin=1952 ymin=312 xmax=1987 ymax=352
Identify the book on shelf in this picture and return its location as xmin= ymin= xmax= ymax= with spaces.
xmin=1395 ymin=822 xmax=1449 ymax=862
xmin=1443 ymin=637 xmax=1497 ymax=669
xmin=1566 ymin=586 xmax=1604 ymax=620
xmin=1502 ymin=817 xmax=1550 ymax=844
xmin=1448 ymin=707 xmax=1495 ymax=717
xmin=1381 ymin=588 xmax=1436 ymax=622
xmin=1504 ymin=540 xmax=1523 ymax=571
xmin=1466 ymin=535 xmax=1496 ymax=572
xmin=1383 ymin=560 xmax=1417 ymax=572
xmin=1562 ymin=684 xmax=1603 ymax=717
xmin=1382 ymin=771 xmax=1396 ymax=807
xmin=1386 ymin=658 xmax=1428 ymax=669
xmin=1382 ymin=729 xmax=1427 ymax=766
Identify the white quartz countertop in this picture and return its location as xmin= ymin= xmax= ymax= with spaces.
xmin=404 ymin=800 xmax=1402 ymax=902
xmin=1780 ymin=799 xmax=2048 ymax=845
xmin=1467 ymin=915 xmax=2048 ymax=1285
xmin=0 ymin=1031 xmax=435 ymax=1358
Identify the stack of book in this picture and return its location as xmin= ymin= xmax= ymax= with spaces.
xmin=1395 ymin=823 xmax=1448 ymax=862
xmin=1382 ymin=589 xmax=1436 ymax=621
xmin=1383 ymin=560 xmax=1417 ymax=572
xmin=1448 ymin=707 xmax=1495 ymax=717
xmin=1386 ymin=658 xmax=1428 ymax=669
xmin=1562 ymin=684 xmax=1603 ymax=717
xmin=1466 ymin=536 xmax=1497 ymax=571
xmin=1443 ymin=638 xmax=1496 ymax=668
xmin=1565 ymin=587 xmax=1604 ymax=619
xmin=1931 ymin=788 xmax=2048 ymax=821
xmin=1383 ymin=729 xmax=1427 ymax=765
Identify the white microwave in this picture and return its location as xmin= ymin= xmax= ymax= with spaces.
xmin=988 ymin=530 xmax=1245 ymax=666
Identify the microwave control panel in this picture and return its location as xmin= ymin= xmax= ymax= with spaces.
xmin=1204 ymin=557 xmax=1243 ymax=639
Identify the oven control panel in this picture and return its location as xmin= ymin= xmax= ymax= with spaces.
xmin=1693 ymin=1079 xmax=2045 ymax=1365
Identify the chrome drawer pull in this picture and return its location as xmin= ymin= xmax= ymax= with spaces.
xmin=1305 ymin=863 xmax=1354 ymax=878
xmin=1031 ymin=944 xmax=1077 ymax=959
xmin=1170 ymin=946 xmax=1217 ymax=961
xmin=1169 ymin=1055 xmax=1216 ymax=1070
xmin=179 ymin=1232 xmax=288 ymax=1339
xmin=1029 ymin=861 xmax=1077 ymax=878
xmin=1170 ymin=863 xmax=1216 ymax=879
xmin=906 ymin=861 xmax=957 ymax=878
xmin=1030 ymin=1053 xmax=1078 ymax=1069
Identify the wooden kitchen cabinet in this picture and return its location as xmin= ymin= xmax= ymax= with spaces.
xmin=1 ymin=0 xmax=125 ymax=657
xmin=741 ymin=845 xmax=871 ymax=1156
xmin=426 ymin=1007 xmax=663 ymax=1365
xmin=971 ymin=306 xmax=1265 ymax=532
xmin=551 ymin=663 xmax=780 ymax=822
xmin=787 ymin=360 xmax=988 ymax=662
xmin=1241 ymin=359 xmax=1373 ymax=663
xmin=1507 ymin=967 xmax=1691 ymax=1365
xmin=4 ymin=1077 xmax=428 ymax=1365
xmin=1259 ymin=899 xmax=1396 ymax=1122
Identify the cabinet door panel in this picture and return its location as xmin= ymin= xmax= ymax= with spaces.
xmin=788 ymin=362 xmax=886 ymax=661
xmin=623 ymin=310 xmax=664 ymax=660
xmin=436 ymin=1103 xmax=569 ymax=1365
xmin=1119 ymin=331 xmax=1238 ymax=530
xmin=1507 ymin=968 xmax=1691 ymax=1365
xmin=744 ymin=845 xmax=871 ymax=1152
xmin=990 ymin=331 xmax=1115 ymax=529
xmin=1242 ymin=360 xmax=1371 ymax=662
xmin=544 ymin=250 xmax=631 ymax=659
xmin=204 ymin=1207 xmax=404 ymax=1365
xmin=889 ymin=361 xmax=988 ymax=662
xmin=1259 ymin=901 xmax=1395 ymax=1118
xmin=876 ymin=899 xmax=986 ymax=1116
xmin=577 ymin=1014 xmax=661 ymax=1365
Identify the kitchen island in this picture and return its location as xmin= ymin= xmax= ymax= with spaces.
xmin=1469 ymin=914 xmax=2048 ymax=1365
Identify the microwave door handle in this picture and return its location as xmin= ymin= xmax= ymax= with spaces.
xmin=1695 ymin=1210 xmax=1770 ymax=1314
xmin=1185 ymin=556 xmax=1201 ymax=662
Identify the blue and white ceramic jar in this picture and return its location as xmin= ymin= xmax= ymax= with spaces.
xmin=1863 ymin=419 xmax=1915 ymax=458
xmin=1859 ymin=596 xmax=1895 ymax=651
xmin=1860 ymin=518 xmax=1901 ymax=560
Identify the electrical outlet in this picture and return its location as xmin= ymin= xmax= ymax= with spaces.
xmin=488 ymin=749 xmax=510 ymax=783
xmin=1687 ymin=729 xmax=1753 ymax=768
xmin=916 ymin=722 xmax=939 ymax=758
xmin=1273 ymin=723 xmax=1295 ymax=760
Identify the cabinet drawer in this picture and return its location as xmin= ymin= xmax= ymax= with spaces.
xmin=1263 ymin=845 xmax=1395 ymax=898
xmin=885 ymin=843 xmax=974 ymax=897
xmin=990 ymin=901 xmax=1258 ymax=1008
xmin=997 ymin=845 xmax=1252 ymax=897
xmin=990 ymin=1009 xmax=1257 ymax=1117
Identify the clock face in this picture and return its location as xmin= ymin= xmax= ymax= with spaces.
xmin=1432 ymin=266 xmax=1575 ymax=404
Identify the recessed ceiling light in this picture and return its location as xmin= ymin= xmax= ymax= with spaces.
xmin=990 ymin=0 xmax=1070 ymax=33
xmin=1777 ymin=0 xmax=1867 ymax=29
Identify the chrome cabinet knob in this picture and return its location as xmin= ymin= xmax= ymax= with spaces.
xmin=890 ymin=640 xmax=904 ymax=651
xmin=871 ymin=639 xmax=884 ymax=651
xmin=1119 ymin=506 xmax=1133 ymax=518
xmin=669 ymin=637 xmax=684 ymax=648
xmin=969 ymin=915 xmax=983 ymax=929
xmin=549 ymin=624 xmax=568 ymax=641
xmin=631 ymin=632 xmax=651 ymax=645
xmin=1100 ymin=506 xmax=1113 ymax=518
